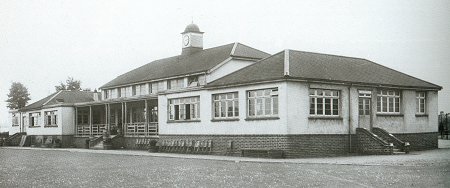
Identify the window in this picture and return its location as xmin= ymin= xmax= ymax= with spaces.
xmin=248 ymin=88 xmax=278 ymax=118
xmin=104 ymin=90 xmax=109 ymax=99
xmin=139 ymin=84 xmax=147 ymax=95
xmin=213 ymin=92 xmax=239 ymax=119
xmin=77 ymin=110 xmax=89 ymax=124
xmin=132 ymin=85 xmax=138 ymax=96
xmin=111 ymin=89 xmax=116 ymax=99
xmin=309 ymin=89 xmax=340 ymax=116
xmin=168 ymin=96 xmax=200 ymax=121
xmin=188 ymin=75 xmax=199 ymax=87
xmin=167 ymin=78 xmax=185 ymax=90
xmin=377 ymin=90 xmax=400 ymax=113
xmin=45 ymin=111 xmax=57 ymax=126
xmin=12 ymin=113 xmax=19 ymax=126
xmin=416 ymin=91 xmax=426 ymax=114
xmin=117 ymin=88 xmax=122 ymax=98
xmin=120 ymin=87 xmax=128 ymax=98
xmin=29 ymin=112 xmax=40 ymax=127
xmin=150 ymin=83 xmax=158 ymax=94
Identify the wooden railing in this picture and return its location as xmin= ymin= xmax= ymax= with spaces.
xmin=125 ymin=122 xmax=158 ymax=137
xmin=76 ymin=124 xmax=107 ymax=137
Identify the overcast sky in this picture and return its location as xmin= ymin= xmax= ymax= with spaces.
xmin=1 ymin=0 xmax=449 ymax=131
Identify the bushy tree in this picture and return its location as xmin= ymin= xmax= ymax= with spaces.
xmin=6 ymin=82 xmax=31 ymax=110
xmin=55 ymin=77 xmax=81 ymax=91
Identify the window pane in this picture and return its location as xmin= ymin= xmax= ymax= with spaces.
xmin=264 ymin=98 xmax=271 ymax=115
xmin=273 ymin=96 xmax=278 ymax=115
xmin=382 ymin=97 xmax=387 ymax=112
xmin=220 ymin=101 xmax=226 ymax=117
xmin=325 ymin=98 xmax=331 ymax=115
xmin=333 ymin=99 xmax=339 ymax=115
xmin=214 ymin=102 xmax=220 ymax=117
xmin=317 ymin=98 xmax=323 ymax=115
xmin=234 ymin=101 xmax=239 ymax=117
xmin=249 ymin=99 xmax=255 ymax=116
xmin=310 ymin=98 xmax=315 ymax=115
xmin=256 ymin=98 xmax=263 ymax=115
xmin=388 ymin=97 xmax=393 ymax=112
xmin=227 ymin=101 xmax=233 ymax=117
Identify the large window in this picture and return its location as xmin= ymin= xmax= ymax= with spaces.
xmin=309 ymin=89 xmax=340 ymax=116
xmin=213 ymin=92 xmax=239 ymax=119
xmin=169 ymin=96 xmax=200 ymax=121
xmin=416 ymin=91 xmax=426 ymax=114
xmin=29 ymin=112 xmax=40 ymax=127
xmin=248 ymin=88 xmax=278 ymax=118
xmin=45 ymin=111 xmax=57 ymax=126
xmin=377 ymin=90 xmax=400 ymax=114
xmin=167 ymin=78 xmax=185 ymax=90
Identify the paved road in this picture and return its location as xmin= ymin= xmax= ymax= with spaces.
xmin=0 ymin=148 xmax=449 ymax=187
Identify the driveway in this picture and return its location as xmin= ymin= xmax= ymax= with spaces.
xmin=1 ymin=147 xmax=449 ymax=187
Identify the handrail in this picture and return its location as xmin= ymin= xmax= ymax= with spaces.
xmin=372 ymin=127 xmax=409 ymax=153
xmin=356 ymin=128 xmax=393 ymax=154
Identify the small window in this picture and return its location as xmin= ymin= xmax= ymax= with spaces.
xmin=45 ymin=111 xmax=58 ymax=126
xmin=309 ymin=89 xmax=340 ymax=116
xmin=104 ymin=90 xmax=109 ymax=99
xmin=213 ymin=92 xmax=239 ymax=119
xmin=188 ymin=76 xmax=199 ymax=87
xmin=167 ymin=78 xmax=185 ymax=90
xmin=416 ymin=91 xmax=426 ymax=114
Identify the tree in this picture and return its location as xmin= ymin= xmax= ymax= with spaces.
xmin=55 ymin=77 xmax=81 ymax=91
xmin=6 ymin=82 xmax=31 ymax=110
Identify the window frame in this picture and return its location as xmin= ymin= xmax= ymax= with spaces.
xmin=29 ymin=112 xmax=41 ymax=127
xmin=247 ymin=88 xmax=279 ymax=119
xmin=309 ymin=89 xmax=340 ymax=117
xmin=167 ymin=78 xmax=185 ymax=90
xmin=376 ymin=89 xmax=401 ymax=114
xmin=212 ymin=92 xmax=239 ymax=120
xmin=168 ymin=96 xmax=200 ymax=122
xmin=416 ymin=91 xmax=426 ymax=115
xmin=44 ymin=110 xmax=58 ymax=127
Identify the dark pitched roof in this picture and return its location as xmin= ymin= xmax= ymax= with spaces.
xmin=20 ymin=91 xmax=97 ymax=111
xmin=207 ymin=50 xmax=442 ymax=90
xmin=100 ymin=43 xmax=270 ymax=89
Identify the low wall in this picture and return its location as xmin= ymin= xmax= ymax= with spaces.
xmin=158 ymin=134 xmax=358 ymax=158
xmin=28 ymin=135 xmax=73 ymax=148
xmin=393 ymin=132 xmax=438 ymax=151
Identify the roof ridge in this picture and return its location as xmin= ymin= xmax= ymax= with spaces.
xmin=288 ymin=49 xmax=367 ymax=61
xmin=42 ymin=90 xmax=62 ymax=106
xmin=234 ymin=42 xmax=271 ymax=57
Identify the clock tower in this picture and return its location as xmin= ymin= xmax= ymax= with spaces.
xmin=181 ymin=23 xmax=204 ymax=55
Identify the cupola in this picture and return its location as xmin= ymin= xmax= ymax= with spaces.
xmin=181 ymin=23 xmax=204 ymax=55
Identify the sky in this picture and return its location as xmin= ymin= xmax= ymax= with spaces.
xmin=1 ymin=0 xmax=449 ymax=131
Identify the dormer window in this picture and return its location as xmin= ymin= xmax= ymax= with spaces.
xmin=168 ymin=78 xmax=185 ymax=90
xmin=188 ymin=76 xmax=199 ymax=87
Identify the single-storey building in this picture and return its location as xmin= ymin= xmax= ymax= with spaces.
xmin=8 ymin=24 xmax=442 ymax=157
xmin=8 ymin=90 xmax=99 ymax=147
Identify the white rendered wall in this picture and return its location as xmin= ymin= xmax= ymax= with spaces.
xmin=374 ymin=90 xmax=438 ymax=133
xmin=285 ymin=82 xmax=351 ymax=134
xmin=206 ymin=59 xmax=255 ymax=83
xmin=159 ymin=82 xmax=288 ymax=135
xmin=61 ymin=107 xmax=75 ymax=135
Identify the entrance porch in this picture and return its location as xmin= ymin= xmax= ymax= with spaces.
xmin=75 ymin=98 xmax=158 ymax=139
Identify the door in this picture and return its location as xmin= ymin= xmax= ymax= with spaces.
xmin=358 ymin=90 xmax=372 ymax=130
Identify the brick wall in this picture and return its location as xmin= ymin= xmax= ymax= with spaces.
xmin=159 ymin=134 xmax=356 ymax=158
xmin=393 ymin=132 xmax=438 ymax=151
xmin=356 ymin=128 xmax=393 ymax=155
